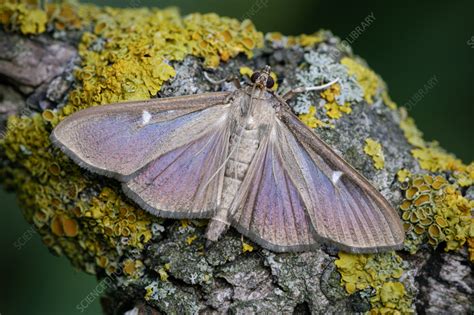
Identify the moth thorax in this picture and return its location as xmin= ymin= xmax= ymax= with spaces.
xmin=246 ymin=116 xmax=256 ymax=127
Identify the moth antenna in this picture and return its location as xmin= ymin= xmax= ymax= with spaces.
xmin=204 ymin=72 xmax=241 ymax=89
xmin=282 ymin=78 xmax=340 ymax=101
xmin=203 ymin=71 xmax=227 ymax=85
xmin=303 ymin=78 xmax=340 ymax=92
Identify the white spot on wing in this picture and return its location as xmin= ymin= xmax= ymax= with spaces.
xmin=142 ymin=110 xmax=152 ymax=125
xmin=331 ymin=171 xmax=344 ymax=185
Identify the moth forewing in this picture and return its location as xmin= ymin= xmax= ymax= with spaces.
xmin=51 ymin=92 xmax=231 ymax=182
xmin=279 ymin=110 xmax=405 ymax=252
xmin=122 ymin=106 xmax=233 ymax=219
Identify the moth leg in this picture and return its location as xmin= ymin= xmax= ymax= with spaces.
xmin=205 ymin=208 xmax=230 ymax=243
xmin=282 ymin=78 xmax=340 ymax=101
xmin=204 ymin=72 xmax=241 ymax=89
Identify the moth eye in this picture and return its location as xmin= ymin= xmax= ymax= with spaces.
xmin=250 ymin=72 xmax=261 ymax=83
xmin=266 ymin=76 xmax=275 ymax=89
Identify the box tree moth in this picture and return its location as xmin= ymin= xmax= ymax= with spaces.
xmin=51 ymin=66 xmax=405 ymax=253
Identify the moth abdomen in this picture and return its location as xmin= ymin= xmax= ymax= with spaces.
xmin=222 ymin=128 xmax=261 ymax=203
xmin=225 ymin=160 xmax=248 ymax=180
xmin=205 ymin=117 xmax=264 ymax=241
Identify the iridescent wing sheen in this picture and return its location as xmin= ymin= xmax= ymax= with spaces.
xmin=229 ymin=124 xmax=318 ymax=252
xmin=230 ymin=111 xmax=405 ymax=253
xmin=123 ymin=118 xmax=231 ymax=218
xmin=52 ymin=92 xmax=230 ymax=181
xmin=52 ymin=92 xmax=232 ymax=217
xmin=280 ymin=110 xmax=404 ymax=252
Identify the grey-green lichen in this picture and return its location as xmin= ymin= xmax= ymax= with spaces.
xmin=1 ymin=1 xmax=473 ymax=314
xmin=293 ymin=50 xmax=364 ymax=115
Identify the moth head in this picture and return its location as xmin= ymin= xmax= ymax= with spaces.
xmin=251 ymin=65 xmax=275 ymax=90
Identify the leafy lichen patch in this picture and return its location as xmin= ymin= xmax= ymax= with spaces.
xmin=265 ymin=30 xmax=328 ymax=49
xmin=399 ymin=174 xmax=473 ymax=256
xmin=364 ymin=138 xmax=385 ymax=170
xmin=335 ymin=252 xmax=413 ymax=314
xmin=0 ymin=2 xmax=47 ymax=34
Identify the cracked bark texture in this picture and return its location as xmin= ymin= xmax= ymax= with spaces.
xmin=0 ymin=27 xmax=472 ymax=315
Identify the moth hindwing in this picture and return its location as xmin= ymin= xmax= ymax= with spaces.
xmin=51 ymin=66 xmax=405 ymax=253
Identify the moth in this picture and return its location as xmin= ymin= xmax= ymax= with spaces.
xmin=51 ymin=66 xmax=404 ymax=253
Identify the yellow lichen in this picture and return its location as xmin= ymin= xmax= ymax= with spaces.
xmin=397 ymin=169 xmax=411 ymax=182
xmin=158 ymin=268 xmax=168 ymax=282
xmin=123 ymin=259 xmax=136 ymax=275
xmin=45 ymin=1 xmax=99 ymax=31
xmin=0 ymin=1 xmax=101 ymax=34
xmin=468 ymin=238 xmax=474 ymax=262
xmin=324 ymin=102 xmax=352 ymax=119
xmin=242 ymin=240 xmax=254 ymax=253
xmin=335 ymin=252 xmax=412 ymax=313
xmin=122 ymin=259 xmax=144 ymax=279
xmin=399 ymin=116 xmax=426 ymax=148
xmin=265 ymin=31 xmax=326 ymax=48
xmin=371 ymin=282 xmax=408 ymax=314
xmin=320 ymin=82 xmax=341 ymax=103
xmin=400 ymin=174 xmax=474 ymax=257
xmin=0 ymin=9 xmax=470 ymax=315
xmin=61 ymin=216 xmax=79 ymax=237
xmin=382 ymin=91 xmax=397 ymax=110
xmin=317 ymin=82 xmax=353 ymax=121
xmin=0 ymin=2 xmax=47 ymax=35
xmin=298 ymin=106 xmax=333 ymax=129
xmin=56 ymin=6 xmax=263 ymax=120
xmin=298 ymin=33 xmax=325 ymax=47
xmin=158 ymin=263 xmax=171 ymax=281
xmin=412 ymin=145 xmax=474 ymax=187
xmin=364 ymin=138 xmax=385 ymax=170
xmin=186 ymin=235 xmax=197 ymax=245
xmin=239 ymin=66 xmax=254 ymax=77
xmin=180 ymin=219 xmax=191 ymax=229
xmin=341 ymin=57 xmax=380 ymax=104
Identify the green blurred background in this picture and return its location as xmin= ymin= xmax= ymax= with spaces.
xmin=1 ymin=1 xmax=472 ymax=314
